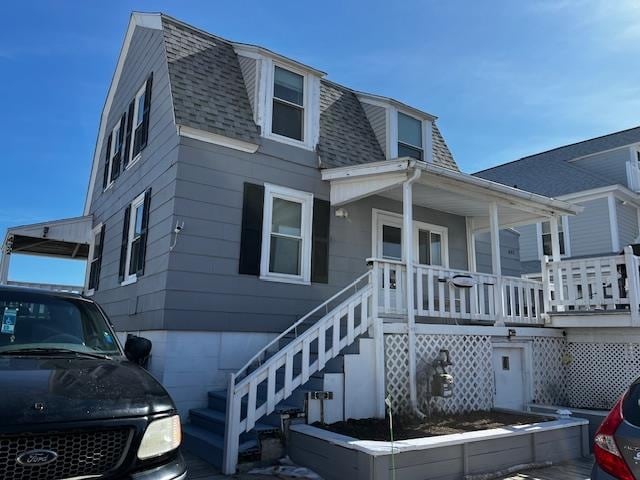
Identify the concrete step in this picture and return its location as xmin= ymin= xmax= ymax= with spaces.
xmin=182 ymin=423 xmax=258 ymax=470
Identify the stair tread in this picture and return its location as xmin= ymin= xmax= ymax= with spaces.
xmin=190 ymin=408 xmax=276 ymax=431
xmin=207 ymin=390 xmax=303 ymax=413
xmin=182 ymin=424 xmax=258 ymax=453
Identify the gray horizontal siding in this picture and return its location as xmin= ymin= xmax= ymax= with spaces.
xmin=516 ymin=223 xmax=539 ymax=262
xmin=163 ymin=135 xmax=467 ymax=333
xmin=572 ymin=146 xmax=631 ymax=186
xmin=617 ymin=201 xmax=639 ymax=248
xmin=89 ymin=25 xmax=179 ymax=331
xmin=475 ymin=230 xmax=521 ymax=277
xmin=568 ymin=197 xmax=612 ymax=256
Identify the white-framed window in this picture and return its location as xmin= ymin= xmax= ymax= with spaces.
xmin=260 ymin=184 xmax=313 ymax=284
xmin=539 ymin=217 xmax=569 ymax=257
xmin=271 ymin=65 xmax=305 ymax=142
xmin=104 ymin=120 xmax=122 ymax=189
xmin=128 ymin=84 xmax=147 ymax=165
xmin=122 ymin=192 xmax=146 ymax=285
xmin=397 ymin=112 xmax=424 ymax=161
xmin=372 ymin=209 xmax=449 ymax=267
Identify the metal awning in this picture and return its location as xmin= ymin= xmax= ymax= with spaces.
xmin=2 ymin=215 xmax=93 ymax=259
xmin=321 ymin=159 xmax=582 ymax=231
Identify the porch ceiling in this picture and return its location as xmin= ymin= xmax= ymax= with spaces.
xmin=3 ymin=215 xmax=92 ymax=259
xmin=322 ymin=159 xmax=581 ymax=231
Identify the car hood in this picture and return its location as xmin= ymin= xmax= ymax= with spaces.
xmin=0 ymin=356 xmax=174 ymax=426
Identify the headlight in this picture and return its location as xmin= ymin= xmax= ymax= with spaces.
xmin=137 ymin=415 xmax=181 ymax=460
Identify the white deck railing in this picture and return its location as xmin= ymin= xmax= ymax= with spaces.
xmin=222 ymin=271 xmax=374 ymax=474
xmin=370 ymin=259 xmax=545 ymax=324
xmin=542 ymin=247 xmax=640 ymax=315
xmin=5 ymin=281 xmax=83 ymax=294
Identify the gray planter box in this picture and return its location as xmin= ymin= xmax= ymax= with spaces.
xmin=288 ymin=418 xmax=589 ymax=480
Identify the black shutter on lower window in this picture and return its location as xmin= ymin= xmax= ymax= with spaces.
xmin=140 ymin=73 xmax=153 ymax=150
xmin=93 ymin=224 xmax=106 ymax=290
xmin=239 ymin=183 xmax=265 ymax=275
xmin=102 ymin=133 xmax=112 ymax=190
xmin=118 ymin=205 xmax=131 ymax=283
xmin=311 ymin=199 xmax=331 ymax=284
xmin=123 ymin=100 xmax=135 ymax=167
xmin=136 ymin=188 xmax=152 ymax=277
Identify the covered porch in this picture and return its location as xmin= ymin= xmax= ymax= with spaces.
xmin=0 ymin=216 xmax=93 ymax=293
xmin=322 ymin=158 xmax=581 ymax=327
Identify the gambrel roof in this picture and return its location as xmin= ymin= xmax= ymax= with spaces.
xmin=160 ymin=14 xmax=458 ymax=170
xmin=475 ymin=126 xmax=640 ymax=196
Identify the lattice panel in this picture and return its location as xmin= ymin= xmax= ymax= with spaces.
xmin=532 ymin=337 xmax=568 ymax=406
xmin=384 ymin=333 xmax=493 ymax=415
xmin=567 ymin=342 xmax=640 ymax=409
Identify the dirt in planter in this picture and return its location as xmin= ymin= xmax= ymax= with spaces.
xmin=314 ymin=411 xmax=553 ymax=441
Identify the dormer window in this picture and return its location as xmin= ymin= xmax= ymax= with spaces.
xmin=397 ymin=112 xmax=423 ymax=161
xmin=272 ymin=66 xmax=304 ymax=141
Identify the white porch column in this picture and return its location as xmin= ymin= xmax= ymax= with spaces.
xmin=0 ymin=239 xmax=10 ymax=285
xmin=489 ymin=202 xmax=505 ymax=325
xmin=465 ymin=217 xmax=477 ymax=272
xmin=403 ymin=168 xmax=420 ymax=412
xmin=549 ymin=216 xmax=565 ymax=310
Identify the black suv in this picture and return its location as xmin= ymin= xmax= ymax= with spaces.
xmin=0 ymin=285 xmax=186 ymax=479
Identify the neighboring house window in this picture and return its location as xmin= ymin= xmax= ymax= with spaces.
xmin=541 ymin=219 xmax=566 ymax=256
xmin=417 ymin=228 xmax=443 ymax=266
xmin=397 ymin=112 xmax=423 ymax=161
xmin=271 ymin=66 xmax=304 ymax=141
xmin=119 ymin=189 xmax=152 ymax=284
xmin=260 ymin=184 xmax=313 ymax=283
xmin=86 ymin=224 xmax=106 ymax=292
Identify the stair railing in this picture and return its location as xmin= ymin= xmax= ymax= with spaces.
xmin=222 ymin=270 xmax=373 ymax=474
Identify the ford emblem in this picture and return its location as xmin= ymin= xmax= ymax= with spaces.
xmin=16 ymin=449 xmax=58 ymax=466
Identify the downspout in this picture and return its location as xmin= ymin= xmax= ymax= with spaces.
xmin=403 ymin=162 xmax=426 ymax=418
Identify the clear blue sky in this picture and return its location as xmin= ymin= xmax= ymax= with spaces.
xmin=1 ymin=0 xmax=639 ymax=285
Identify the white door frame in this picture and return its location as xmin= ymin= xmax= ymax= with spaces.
xmin=491 ymin=340 xmax=534 ymax=410
xmin=371 ymin=208 xmax=449 ymax=267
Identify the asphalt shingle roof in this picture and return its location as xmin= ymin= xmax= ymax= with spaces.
xmin=474 ymin=126 xmax=640 ymax=196
xmin=159 ymin=15 xmax=458 ymax=171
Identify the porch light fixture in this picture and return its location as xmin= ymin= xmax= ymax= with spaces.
xmin=507 ymin=328 xmax=517 ymax=338
xmin=335 ymin=207 xmax=348 ymax=218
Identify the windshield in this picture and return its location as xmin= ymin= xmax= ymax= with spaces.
xmin=0 ymin=290 xmax=120 ymax=355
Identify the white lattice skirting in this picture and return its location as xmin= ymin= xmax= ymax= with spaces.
xmin=385 ymin=333 xmax=493 ymax=415
xmin=532 ymin=337 xmax=568 ymax=406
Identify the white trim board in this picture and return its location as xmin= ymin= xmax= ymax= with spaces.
xmin=84 ymin=13 xmax=162 ymax=215
xmin=177 ymin=125 xmax=259 ymax=153
xmin=382 ymin=323 xmax=565 ymax=337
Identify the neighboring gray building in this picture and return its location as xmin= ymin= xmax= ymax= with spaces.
xmin=475 ymin=127 xmax=640 ymax=274
xmin=0 ymin=12 xmax=580 ymax=472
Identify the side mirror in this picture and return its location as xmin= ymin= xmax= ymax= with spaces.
xmin=124 ymin=335 xmax=152 ymax=367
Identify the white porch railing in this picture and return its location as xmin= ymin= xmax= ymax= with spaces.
xmin=370 ymin=259 xmax=545 ymax=324
xmin=542 ymin=247 xmax=640 ymax=315
xmin=222 ymin=271 xmax=374 ymax=474
xmin=5 ymin=281 xmax=83 ymax=294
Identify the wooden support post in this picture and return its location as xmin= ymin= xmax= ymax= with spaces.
xmin=370 ymin=264 xmax=386 ymax=418
xmin=222 ymin=373 xmax=239 ymax=475
xmin=549 ymin=216 xmax=565 ymax=311
xmin=624 ymin=246 xmax=640 ymax=326
xmin=489 ymin=202 xmax=505 ymax=325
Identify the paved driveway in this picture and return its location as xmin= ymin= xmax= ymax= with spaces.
xmin=499 ymin=456 xmax=592 ymax=480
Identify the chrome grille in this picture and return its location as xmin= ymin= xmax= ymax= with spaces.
xmin=0 ymin=428 xmax=132 ymax=480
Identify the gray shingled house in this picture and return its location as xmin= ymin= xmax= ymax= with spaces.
xmin=475 ymin=127 xmax=640 ymax=275
xmin=0 ymin=13 xmax=583 ymax=473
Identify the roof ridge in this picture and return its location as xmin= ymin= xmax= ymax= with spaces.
xmin=475 ymin=124 xmax=640 ymax=175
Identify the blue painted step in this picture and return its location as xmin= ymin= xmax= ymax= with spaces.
xmin=207 ymin=390 xmax=303 ymax=426
xmin=181 ymin=424 xmax=258 ymax=470
xmin=190 ymin=407 xmax=277 ymax=443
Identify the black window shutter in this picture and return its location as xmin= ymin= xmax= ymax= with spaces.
xmin=140 ymin=73 xmax=153 ymax=150
xmin=102 ymin=133 xmax=112 ymax=190
xmin=123 ymin=100 xmax=135 ymax=167
xmin=239 ymin=183 xmax=265 ymax=275
xmin=110 ymin=113 xmax=127 ymax=182
xmin=311 ymin=199 xmax=331 ymax=284
xmin=118 ymin=205 xmax=131 ymax=283
xmin=136 ymin=188 xmax=152 ymax=277
xmin=88 ymin=224 xmax=106 ymax=291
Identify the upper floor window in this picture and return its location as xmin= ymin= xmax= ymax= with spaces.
xmin=130 ymin=77 xmax=152 ymax=162
xmin=397 ymin=112 xmax=423 ymax=161
xmin=541 ymin=219 xmax=565 ymax=256
xmin=272 ymin=66 xmax=304 ymax=141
